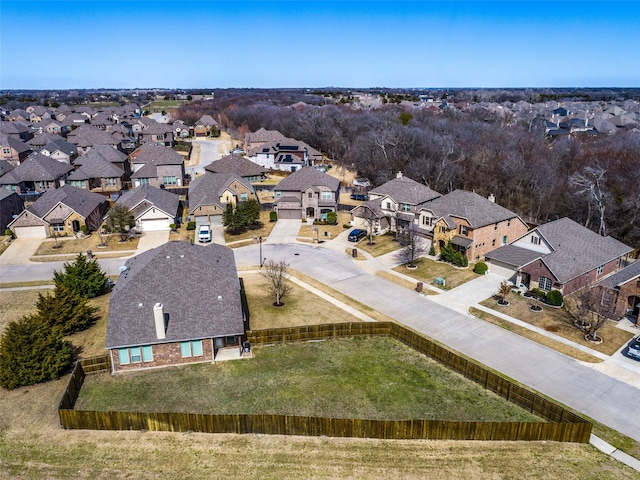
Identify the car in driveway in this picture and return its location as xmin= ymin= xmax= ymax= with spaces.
xmin=348 ymin=229 xmax=367 ymax=242
xmin=350 ymin=193 xmax=369 ymax=201
xmin=627 ymin=336 xmax=640 ymax=360
xmin=197 ymin=224 xmax=212 ymax=243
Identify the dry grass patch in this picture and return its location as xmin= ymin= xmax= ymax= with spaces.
xmin=223 ymin=211 xmax=277 ymax=243
xmin=344 ymin=247 xmax=368 ymax=260
xmin=0 ymin=289 xmax=46 ymax=335
xmin=168 ymin=226 xmax=195 ymax=243
xmin=393 ymin=258 xmax=480 ymax=290
xmin=469 ymin=307 xmax=603 ymax=363
xmin=480 ymin=293 xmax=633 ymax=356
xmin=33 ymin=234 xmax=139 ymax=256
xmin=355 ymin=233 xmax=402 ymax=257
xmin=298 ymin=212 xmax=351 ymax=240
xmin=242 ymin=273 xmax=362 ymax=330
xmin=375 ymin=271 xmax=437 ymax=294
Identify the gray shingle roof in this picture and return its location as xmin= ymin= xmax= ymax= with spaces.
xmin=76 ymin=144 xmax=127 ymax=165
xmin=369 ymin=176 xmax=441 ymax=205
xmin=0 ymin=133 xmax=33 ymax=154
xmin=599 ymin=261 xmax=640 ymax=289
xmin=67 ymin=153 xmax=123 ymax=180
xmin=535 ymin=217 xmax=632 ymax=283
xmin=106 ymin=242 xmax=245 ymax=349
xmin=116 ymin=185 xmax=179 ymax=218
xmin=196 ymin=115 xmax=218 ymax=127
xmin=275 ymin=167 xmax=339 ymax=192
xmin=0 ymin=152 xmax=72 ymax=184
xmin=188 ymin=172 xmax=254 ymax=211
xmin=66 ymin=124 xmax=118 ymax=147
xmin=132 ymin=143 xmax=184 ymax=165
xmin=27 ymin=184 xmax=106 ymax=219
xmin=485 ymin=244 xmax=543 ymax=268
xmin=421 ymin=190 xmax=520 ymax=228
xmin=205 ymin=154 xmax=267 ymax=177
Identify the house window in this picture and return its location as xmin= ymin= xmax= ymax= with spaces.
xmin=460 ymin=225 xmax=468 ymax=236
xmin=597 ymin=265 xmax=604 ymax=275
xmin=422 ymin=216 xmax=430 ymax=225
xmin=401 ymin=203 xmax=411 ymax=212
xmin=130 ymin=347 xmax=142 ymax=363
xmin=531 ymin=236 xmax=540 ymax=245
xmin=139 ymin=178 xmax=150 ymax=185
xmin=275 ymin=191 xmax=281 ymax=197
xmin=162 ymin=176 xmax=177 ymax=185
xmin=502 ymin=235 xmax=507 ymax=245
xmin=439 ymin=226 xmax=445 ymax=233
xmin=307 ymin=192 xmax=313 ymax=199
xmin=225 ymin=336 xmax=236 ymax=344
xmin=321 ymin=191 xmax=332 ymax=200
xmin=70 ymin=180 xmax=85 ymax=188
xmin=52 ymin=222 xmax=64 ymax=233
xmin=2 ymin=148 xmax=10 ymax=154
xmin=385 ymin=202 xmax=391 ymax=209
xmin=118 ymin=346 xmax=152 ymax=365
xmin=240 ymin=192 xmax=248 ymax=201
xmin=105 ymin=177 xmax=117 ymax=186
xmin=538 ymin=276 xmax=553 ymax=291
xmin=180 ymin=340 xmax=203 ymax=358
xmin=507 ymin=219 xmax=511 ymax=227
xmin=142 ymin=345 xmax=153 ymax=362
xmin=492 ymin=239 xmax=496 ymax=246
xmin=118 ymin=348 xmax=130 ymax=365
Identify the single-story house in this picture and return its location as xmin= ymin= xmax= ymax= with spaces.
xmin=205 ymin=153 xmax=268 ymax=183
xmin=7 ymin=184 xmax=108 ymax=238
xmin=188 ymin=173 xmax=257 ymax=226
xmin=0 ymin=152 xmax=73 ymax=194
xmin=114 ymin=184 xmax=180 ymax=232
xmin=484 ymin=217 xmax=633 ymax=295
xmin=106 ymin=241 xmax=249 ymax=373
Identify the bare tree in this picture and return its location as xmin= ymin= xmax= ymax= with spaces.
xmin=260 ymin=259 xmax=291 ymax=306
xmin=570 ymin=166 xmax=608 ymax=236
xmin=566 ymin=285 xmax=614 ymax=342
xmin=358 ymin=204 xmax=379 ymax=245
xmin=496 ymin=281 xmax=512 ymax=305
xmin=395 ymin=224 xmax=429 ymax=268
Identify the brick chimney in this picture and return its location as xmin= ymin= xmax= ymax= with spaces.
xmin=153 ymin=303 xmax=166 ymax=339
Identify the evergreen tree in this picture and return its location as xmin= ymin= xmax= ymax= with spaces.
xmin=36 ymin=285 xmax=99 ymax=335
xmin=53 ymin=253 xmax=109 ymax=299
xmin=0 ymin=315 xmax=73 ymax=390
xmin=105 ymin=203 xmax=136 ymax=241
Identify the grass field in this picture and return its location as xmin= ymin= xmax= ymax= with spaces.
xmin=75 ymin=336 xmax=542 ymax=422
xmin=33 ymin=234 xmax=139 ymax=257
xmin=1 ymin=274 xmax=640 ymax=478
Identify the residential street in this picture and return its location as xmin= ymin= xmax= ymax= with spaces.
xmin=2 ymin=234 xmax=640 ymax=444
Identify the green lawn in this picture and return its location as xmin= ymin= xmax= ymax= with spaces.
xmin=75 ymin=336 xmax=541 ymax=422
xmin=393 ymin=258 xmax=480 ymax=289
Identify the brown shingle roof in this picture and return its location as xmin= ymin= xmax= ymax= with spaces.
xmin=275 ymin=167 xmax=339 ymax=192
xmin=369 ymin=176 xmax=441 ymax=205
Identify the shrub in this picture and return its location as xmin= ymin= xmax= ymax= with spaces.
xmin=186 ymin=221 xmax=196 ymax=230
xmin=473 ymin=261 xmax=488 ymax=274
xmin=531 ymin=288 xmax=546 ymax=299
xmin=343 ymin=224 xmax=350 ymax=229
xmin=452 ymin=252 xmax=468 ymax=267
xmin=545 ymin=289 xmax=563 ymax=306
xmin=169 ymin=223 xmax=177 ymax=231
xmin=326 ymin=211 xmax=337 ymax=225
xmin=269 ymin=211 xmax=277 ymax=222
xmin=0 ymin=315 xmax=73 ymax=390
xmin=301 ymin=218 xmax=306 ymax=223
xmin=439 ymin=241 xmax=456 ymax=263
xmin=4 ymin=228 xmax=13 ymax=237
xmin=36 ymin=285 xmax=99 ymax=335
xmin=80 ymin=225 xmax=88 ymax=234
xmin=53 ymin=253 xmax=109 ymax=299
xmin=429 ymin=245 xmax=436 ymax=256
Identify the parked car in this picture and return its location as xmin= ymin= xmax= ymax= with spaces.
xmin=350 ymin=193 xmax=369 ymax=201
xmin=348 ymin=229 xmax=367 ymax=242
xmin=627 ymin=336 xmax=640 ymax=360
xmin=197 ymin=224 xmax=212 ymax=243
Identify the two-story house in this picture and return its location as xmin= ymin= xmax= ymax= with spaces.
xmin=0 ymin=152 xmax=72 ymax=195
xmin=273 ymin=167 xmax=340 ymax=220
xmin=130 ymin=143 xmax=185 ymax=189
xmin=188 ymin=173 xmax=257 ymax=226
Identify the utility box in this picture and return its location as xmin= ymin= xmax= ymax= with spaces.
xmin=352 ymin=248 xmax=358 ymax=258
xmin=416 ymin=282 xmax=423 ymax=292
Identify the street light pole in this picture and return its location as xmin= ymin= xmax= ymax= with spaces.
xmin=259 ymin=236 xmax=263 ymax=267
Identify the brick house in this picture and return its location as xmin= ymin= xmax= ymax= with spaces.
xmin=7 ymin=185 xmax=107 ymax=238
xmin=273 ymin=167 xmax=340 ymax=220
xmin=0 ymin=152 xmax=72 ymax=194
xmin=596 ymin=261 xmax=640 ymax=321
xmin=188 ymin=173 xmax=257 ymax=226
xmin=205 ymin=153 xmax=268 ymax=183
xmin=416 ymin=190 xmax=529 ymax=261
xmin=130 ymin=143 xmax=185 ymax=189
xmin=193 ymin=115 xmax=218 ymax=137
xmin=485 ymin=217 xmax=633 ymax=295
xmin=106 ymin=242 xmax=249 ymax=373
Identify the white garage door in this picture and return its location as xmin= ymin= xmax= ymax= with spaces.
xmin=139 ymin=218 xmax=171 ymax=231
xmin=277 ymin=209 xmax=301 ymax=220
xmin=14 ymin=225 xmax=47 ymax=238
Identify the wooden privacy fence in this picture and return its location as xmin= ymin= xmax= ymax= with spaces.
xmin=59 ymin=324 xmax=591 ymax=442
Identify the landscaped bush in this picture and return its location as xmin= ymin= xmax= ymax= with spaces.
xmin=429 ymin=245 xmax=436 ymax=256
xmin=35 ymin=285 xmax=99 ymax=335
xmin=545 ymin=289 xmax=563 ymax=306
xmin=53 ymin=253 xmax=109 ymax=299
xmin=343 ymin=224 xmax=350 ymax=229
xmin=4 ymin=228 xmax=13 ymax=237
xmin=531 ymin=288 xmax=546 ymax=299
xmin=453 ymin=252 xmax=469 ymax=267
xmin=439 ymin=241 xmax=456 ymax=263
xmin=169 ymin=223 xmax=177 ymax=231
xmin=326 ymin=211 xmax=337 ymax=225
xmin=473 ymin=261 xmax=488 ymax=274
xmin=186 ymin=221 xmax=196 ymax=230
xmin=80 ymin=225 xmax=88 ymax=234
xmin=269 ymin=211 xmax=277 ymax=222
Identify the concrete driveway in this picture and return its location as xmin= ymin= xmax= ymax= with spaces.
xmin=0 ymin=238 xmax=43 ymax=266
xmin=265 ymin=219 xmax=301 ymax=244
xmin=136 ymin=231 xmax=170 ymax=253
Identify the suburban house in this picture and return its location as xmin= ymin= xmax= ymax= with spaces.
xmin=7 ymin=184 xmax=108 ymax=238
xmin=188 ymin=173 xmax=257 ymax=226
xmin=0 ymin=189 xmax=24 ymax=232
xmin=65 ymin=124 xmax=120 ymax=154
xmin=171 ymin=120 xmax=191 ymax=139
xmin=67 ymin=150 xmax=126 ymax=193
xmin=138 ymin=121 xmax=175 ymax=147
xmin=248 ymin=139 xmax=322 ymax=172
xmin=274 ymin=167 xmax=340 ymax=220
xmin=243 ymin=127 xmax=287 ymax=153
xmin=193 ymin=115 xmax=218 ymax=137
xmin=352 ymin=172 xmax=441 ymax=233
xmin=484 ymin=217 xmax=633 ymax=295
xmin=0 ymin=152 xmax=73 ymax=194
xmin=416 ymin=190 xmax=529 ymax=261
xmin=0 ymin=121 xmax=32 ymax=141
xmin=105 ymin=241 xmax=248 ymax=373
xmin=205 ymin=153 xmax=268 ymax=183
xmin=130 ymin=143 xmax=185 ymax=189
xmin=29 ymin=134 xmax=78 ymax=164
xmin=114 ymin=184 xmax=180 ymax=232
xmin=596 ymin=261 xmax=640 ymax=321
xmin=0 ymin=133 xmax=33 ymax=165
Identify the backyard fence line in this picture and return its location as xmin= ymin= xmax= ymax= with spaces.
xmin=58 ymin=323 xmax=591 ymax=443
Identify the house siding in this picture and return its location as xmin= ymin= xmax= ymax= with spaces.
xmin=611 ymin=279 xmax=640 ymax=318
xmin=521 ymin=260 xmax=560 ymax=292
xmin=110 ymin=339 xmax=215 ymax=373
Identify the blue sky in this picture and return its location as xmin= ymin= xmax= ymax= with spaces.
xmin=1 ymin=1 xmax=639 ymax=89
